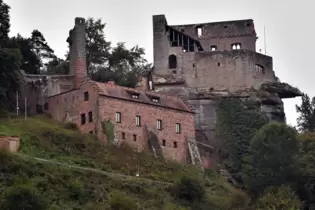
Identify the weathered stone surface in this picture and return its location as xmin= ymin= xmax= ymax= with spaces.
xmin=0 ymin=136 xmax=20 ymax=153
xmin=260 ymin=81 xmax=303 ymax=98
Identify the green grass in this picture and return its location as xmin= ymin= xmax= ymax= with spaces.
xmin=0 ymin=115 xmax=249 ymax=209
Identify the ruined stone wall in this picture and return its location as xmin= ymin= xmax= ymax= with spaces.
xmin=46 ymin=81 xmax=100 ymax=136
xmin=0 ymin=136 xmax=20 ymax=153
xmin=98 ymin=96 xmax=195 ymax=163
xmin=170 ymin=19 xmax=256 ymax=51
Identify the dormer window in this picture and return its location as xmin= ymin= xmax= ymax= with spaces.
xmin=147 ymin=94 xmax=160 ymax=103
xmin=127 ymin=91 xmax=140 ymax=99
xmin=132 ymin=94 xmax=139 ymax=99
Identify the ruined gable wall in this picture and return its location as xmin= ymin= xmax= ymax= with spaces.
xmin=46 ymin=81 xmax=100 ymax=136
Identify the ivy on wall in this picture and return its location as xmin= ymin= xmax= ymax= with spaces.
xmin=216 ymin=97 xmax=268 ymax=181
xmin=101 ymin=120 xmax=115 ymax=144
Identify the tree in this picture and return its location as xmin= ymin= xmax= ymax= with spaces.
xmin=30 ymin=29 xmax=56 ymax=70
xmin=254 ymin=186 xmax=301 ymax=210
xmin=0 ymin=47 xmax=22 ymax=110
xmin=296 ymin=93 xmax=315 ymax=132
xmin=242 ymin=123 xmax=298 ymax=196
xmin=85 ymin=17 xmax=111 ymax=73
xmin=91 ymin=42 xmax=151 ymax=87
xmin=296 ymin=132 xmax=315 ymax=209
xmin=216 ymin=98 xmax=268 ymax=182
xmin=0 ymin=0 xmax=10 ymax=44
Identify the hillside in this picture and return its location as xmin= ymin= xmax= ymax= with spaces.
xmin=0 ymin=114 xmax=248 ymax=209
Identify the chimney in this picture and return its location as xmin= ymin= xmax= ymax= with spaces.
xmin=68 ymin=17 xmax=87 ymax=89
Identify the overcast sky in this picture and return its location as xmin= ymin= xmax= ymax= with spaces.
xmin=5 ymin=0 xmax=314 ymax=126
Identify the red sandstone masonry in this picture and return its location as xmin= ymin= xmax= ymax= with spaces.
xmin=0 ymin=136 xmax=20 ymax=153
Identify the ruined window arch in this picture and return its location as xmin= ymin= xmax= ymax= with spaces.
xmin=168 ymin=54 xmax=177 ymax=69
xmin=231 ymin=43 xmax=241 ymax=50
xmin=255 ymin=64 xmax=265 ymax=74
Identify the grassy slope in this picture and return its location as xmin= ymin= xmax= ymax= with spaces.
xmin=0 ymin=115 xmax=248 ymax=209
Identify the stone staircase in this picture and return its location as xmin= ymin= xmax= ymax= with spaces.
xmin=187 ymin=137 xmax=204 ymax=171
xmin=145 ymin=126 xmax=163 ymax=158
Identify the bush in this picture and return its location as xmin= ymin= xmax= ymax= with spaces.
xmin=63 ymin=122 xmax=79 ymax=131
xmin=171 ymin=174 xmax=205 ymax=204
xmin=108 ymin=190 xmax=138 ymax=210
xmin=3 ymin=184 xmax=49 ymax=210
xmin=254 ymin=186 xmax=301 ymax=210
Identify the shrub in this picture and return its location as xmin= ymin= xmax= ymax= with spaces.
xmin=108 ymin=190 xmax=137 ymax=210
xmin=254 ymin=186 xmax=301 ymax=210
xmin=63 ymin=122 xmax=79 ymax=131
xmin=3 ymin=184 xmax=49 ymax=210
xmin=171 ymin=174 xmax=205 ymax=204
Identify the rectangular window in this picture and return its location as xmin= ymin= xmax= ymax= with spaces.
xmin=133 ymin=134 xmax=137 ymax=141
xmin=81 ymin=113 xmax=86 ymax=125
xmin=162 ymin=140 xmax=166 ymax=146
xmin=157 ymin=119 xmax=162 ymax=130
xmin=116 ymin=112 xmax=121 ymax=123
xmin=88 ymin=111 xmax=93 ymax=123
xmin=174 ymin=141 xmax=178 ymax=148
xmin=175 ymin=123 xmax=181 ymax=134
xmin=136 ymin=116 xmax=141 ymax=126
xmin=84 ymin=91 xmax=89 ymax=101
xmin=122 ymin=132 xmax=126 ymax=139
xmin=44 ymin=103 xmax=48 ymax=110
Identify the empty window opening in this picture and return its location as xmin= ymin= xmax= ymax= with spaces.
xmin=44 ymin=103 xmax=48 ymax=110
xmin=210 ymin=45 xmax=217 ymax=51
xmin=136 ymin=116 xmax=141 ymax=127
xmin=255 ymin=64 xmax=265 ymax=74
xmin=217 ymin=62 xmax=221 ymax=67
xmin=168 ymin=54 xmax=177 ymax=69
xmin=231 ymin=43 xmax=241 ymax=50
xmin=174 ymin=141 xmax=178 ymax=148
xmin=89 ymin=130 xmax=93 ymax=134
xmin=122 ymin=132 xmax=126 ymax=139
xmin=81 ymin=113 xmax=86 ymax=125
xmin=224 ymin=25 xmax=228 ymax=28
xmin=157 ymin=119 xmax=162 ymax=130
xmin=84 ymin=91 xmax=89 ymax=101
xmin=149 ymin=81 xmax=153 ymax=90
xmin=162 ymin=140 xmax=166 ymax=146
xmin=133 ymin=134 xmax=137 ymax=141
xmin=193 ymin=63 xmax=195 ymax=68
xmin=197 ymin=26 xmax=203 ymax=37
xmin=88 ymin=111 xmax=93 ymax=123
xmin=116 ymin=112 xmax=121 ymax=123
xmin=175 ymin=123 xmax=181 ymax=134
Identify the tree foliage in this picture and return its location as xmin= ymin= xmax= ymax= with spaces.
xmin=0 ymin=0 xmax=10 ymax=44
xmin=216 ymin=98 xmax=268 ymax=181
xmin=296 ymin=93 xmax=315 ymax=132
xmin=296 ymin=132 xmax=315 ymax=209
xmin=242 ymin=123 xmax=298 ymax=195
xmin=254 ymin=186 xmax=301 ymax=210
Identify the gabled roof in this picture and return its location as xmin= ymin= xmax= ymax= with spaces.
xmin=92 ymin=81 xmax=193 ymax=113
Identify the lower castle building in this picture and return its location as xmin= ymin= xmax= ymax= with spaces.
xmin=19 ymin=17 xmax=204 ymax=168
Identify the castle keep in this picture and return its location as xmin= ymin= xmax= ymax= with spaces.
xmin=138 ymin=15 xmax=302 ymax=167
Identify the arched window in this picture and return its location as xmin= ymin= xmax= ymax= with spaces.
xmin=168 ymin=54 xmax=177 ymax=69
